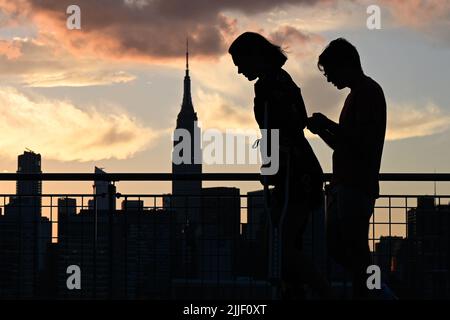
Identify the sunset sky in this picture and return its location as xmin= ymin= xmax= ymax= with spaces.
xmin=0 ymin=0 xmax=449 ymax=199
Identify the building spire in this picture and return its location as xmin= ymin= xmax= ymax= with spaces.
xmin=186 ymin=37 xmax=189 ymax=76
xmin=178 ymin=36 xmax=195 ymax=116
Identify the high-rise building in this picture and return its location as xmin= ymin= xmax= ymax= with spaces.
xmin=14 ymin=150 xmax=42 ymax=217
xmin=374 ymin=236 xmax=405 ymax=279
xmin=56 ymin=196 xmax=173 ymax=299
xmin=171 ymin=40 xmax=202 ymax=216
xmin=57 ymin=197 xmax=77 ymax=248
xmin=171 ymin=41 xmax=202 ymax=277
xmin=88 ymin=167 xmax=116 ymax=212
xmin=198 ymin=187 xmax=240 ymax=281
xmin=16 ymin=150 xmax=42 ymax=195
xmin=238 ymin=190 xmax=267 ymax=279
xmin=245 ymin=190 xmax=266 ymax=242
xmin=404 ymin=196 xmax=450 ymax=299
xmin=121 ymin=199 xmax=144 ymax=211
xmin=0 ymin=151 xmax=50 ymax=298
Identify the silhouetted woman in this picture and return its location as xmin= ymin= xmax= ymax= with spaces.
xmin=229 ymin=32 xmax=330 ymax=299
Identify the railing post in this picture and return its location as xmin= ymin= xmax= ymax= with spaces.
xmin=108 ymin=182 xmax=115 ymax=299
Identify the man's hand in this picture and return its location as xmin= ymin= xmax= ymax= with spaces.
xmin=307 ymin=113 xmax=328 ymax=134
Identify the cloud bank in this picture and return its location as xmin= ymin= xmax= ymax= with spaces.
xmin=0 ymin=86 xmax=159 ymax=161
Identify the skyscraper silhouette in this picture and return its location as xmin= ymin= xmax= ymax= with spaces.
xmin=406 ymin=197 xmax=450 ymax=298
xmin=171 ymin=40 xmax=202 ymax=277
xmin=88 ymin=166 xmax=116 ymax=212
xmin=0 ymin=151 xmax=50 ymax=298
xmin=172 ymin=39 xmax=202 ymax=205
xmin=16 ymin=150 xmax=42 ymax=216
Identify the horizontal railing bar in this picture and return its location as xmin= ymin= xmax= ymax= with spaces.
xmin=0 ymin=173 xmax=449 ymax=181
xmin=378 ymin=195 xmax=450 ymax=198
xmin=0 ymin=193 xmax=449 ymax=199
xmin=0 ymin=173 xmax=261 ymax=181
xmin=0 ymin=194 xmax=104 ymax=197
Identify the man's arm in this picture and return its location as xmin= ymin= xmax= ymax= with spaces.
xmin=323 ymin=116 xmax=340 ymax=135
xmin=307 ymin=113 xmax=340 ymax=150
xmin=317 ymin=127 xmax=338 ymax=150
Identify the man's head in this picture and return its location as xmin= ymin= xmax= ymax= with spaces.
xmin=318 ymin=38 xmax=363 ymax=89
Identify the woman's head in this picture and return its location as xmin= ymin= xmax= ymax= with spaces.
xmin=228 ymin=32 xmax=287 ymax=81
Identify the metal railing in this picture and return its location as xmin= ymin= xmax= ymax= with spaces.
xmin=0 ymin=173 xmax=449 ymax=299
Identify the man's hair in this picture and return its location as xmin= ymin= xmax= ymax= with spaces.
xmin=318 ymin=38 xmax=363 ymax=73
xmin=229 ymin=32 xmax=287 ymax=68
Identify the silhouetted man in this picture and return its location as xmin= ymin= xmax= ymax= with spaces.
xmin=307 ymin=38 xmax=386 ymax=299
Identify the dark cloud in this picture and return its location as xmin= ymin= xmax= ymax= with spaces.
xmin=24 ymin=0 xmax=324 ymax=60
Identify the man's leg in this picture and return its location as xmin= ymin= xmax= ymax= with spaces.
xmin=337 ymin=186 xmax=374 ymax=299
xmin=326 ymin=186 xmax=347 ymax=267
xmin=348 ymin=217 xmax=372 ymax=299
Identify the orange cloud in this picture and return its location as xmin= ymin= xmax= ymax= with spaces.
xmin=24 ymin=70 xmax=136 ymax=87
xmin=268 ymin=25 xmax=325 ymax=58
xmin=0 ymin=37 xmax=137 ymax=87
xmin=0 ymin=86 xmax=160 ymax=161
xmin=0 ymin=40 xmax=22 ymax=59
xmin=380 ymin=0 xmax=450 ymax=28
xmin=194 ymin=89 xmax=256 ymax=131
xmin=386 ymin=102 xmax=450 ymax=140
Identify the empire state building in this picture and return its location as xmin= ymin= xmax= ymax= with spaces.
xmin=171 ymin=41 xmax=202 ymax=228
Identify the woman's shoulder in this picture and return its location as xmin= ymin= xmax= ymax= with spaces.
xmin=278 ymin=68 xmax=295 ymax=82
xmin=275 ymin=69 xmax=301 ymax=95
xmin=255 ymin=68 xmax=299 ymax=93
